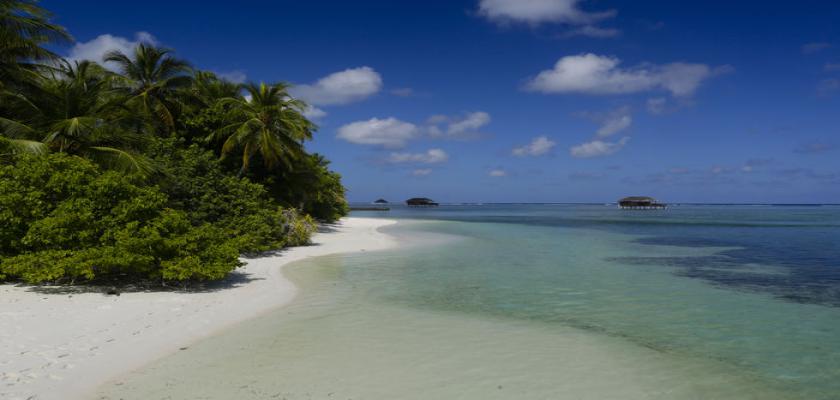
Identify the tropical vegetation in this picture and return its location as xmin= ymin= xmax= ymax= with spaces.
xmin=0 ymin=0 xmax=348 ymax=286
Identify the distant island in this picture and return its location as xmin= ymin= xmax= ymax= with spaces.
xmin=618 ymin=196 xmax=667 ymax=209
xmin=406 ymin=197 xmax=439 ymax=207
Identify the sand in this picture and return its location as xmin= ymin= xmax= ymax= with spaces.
xmin=0 ymin=217 xmax=397 ymax=400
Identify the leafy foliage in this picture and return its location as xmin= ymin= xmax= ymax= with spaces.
xmin=104 ymin=43 xmax=193 ymax=133
xmin=0 ymin=1 xmax=345 ymax=286
xmin=208 ymin=82 xmax=314 ymax=176
xmin=0 ymin=0 xmax=71 ymax=92
xmin=1 ymin=60 xmax=156 ymax=174
xmin=0 ymin=153 xmax=316 ymax=284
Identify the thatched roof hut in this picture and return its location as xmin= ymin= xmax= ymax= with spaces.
xmin=619 ymin=196 xmax=666 ymax=209
xmin=406 ymin=197 xmax=439 ymax=207
xmin=373 ymin=198 xmax=389 ymax=204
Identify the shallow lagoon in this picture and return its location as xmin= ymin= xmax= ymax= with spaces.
xmin=100 ymin=205 xmax=840 ymax=399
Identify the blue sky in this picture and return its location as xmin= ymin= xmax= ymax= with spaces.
xmin=45 ymin=0 xmax=840 ymax=203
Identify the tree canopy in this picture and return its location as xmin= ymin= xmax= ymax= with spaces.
xmin=0 ymin=1 xmax=348 ymax=286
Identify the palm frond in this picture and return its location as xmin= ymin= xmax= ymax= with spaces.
xmin=0 ymin=136 xmax=48 ymax=155
xmin=86 ymin=146 xmax=158 ymax=176
xmin=0 ymin=116 xmax=35 ymax=138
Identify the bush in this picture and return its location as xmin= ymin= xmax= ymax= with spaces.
xmin=0 ymin=154 xmax=248 ymax=284
xmin=245 ymin=153 xmax=349 ymax=222
xmin=148 ymin=139 xmax=317 ymax=252
xmin=0 ymin=149 xmax=318 ymax=285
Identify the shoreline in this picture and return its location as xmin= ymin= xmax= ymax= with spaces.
xmin=94 ymin=217 xmax=792 ymax=400
xmin=0 ymin=217 xmax=398 ymax=400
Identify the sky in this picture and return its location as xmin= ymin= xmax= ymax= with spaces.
xmin=43 ymin=0 xmax=840 ymax=203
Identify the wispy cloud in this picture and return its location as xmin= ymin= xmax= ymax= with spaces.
xmin=387 ymin=148 xmax=449 ymax=164
xmin=592 ymin=106 xmax=632 ymax=137
xmin=488 ymin=169 xmax=507 ymax=177
xmin=427 ymin=111 xmax=492 ymax=140
xmin=526 ymin=53 xmax=731 ymax=97
xmin=513 ymin=136 xmax=556 ymax=156
xmin=570 ymin=137 xmax=629 ymax=158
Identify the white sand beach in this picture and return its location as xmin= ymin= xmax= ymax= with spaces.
xmin=0 ymin=217 xmax=397 ymax=400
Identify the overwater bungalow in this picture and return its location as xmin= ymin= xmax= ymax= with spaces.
xmin=406 ymin=197 xmax=439 ymax=207
xmin=618 ymin=196 xmax=666 ymax=209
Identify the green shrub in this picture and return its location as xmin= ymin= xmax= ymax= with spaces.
xmin=247 ymin=153 xmax=350 ymax=222
xmin=0 ymin=150 xmax=317 ymax=285
xmin=149 ymin=139 xmax=317 ymax=252
xmin=0 ymin=154 xmax=244 ymax=284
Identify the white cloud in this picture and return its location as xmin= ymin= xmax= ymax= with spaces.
xmin=336 ymin=117 xmax=418 ymax=148
xmin=67 ymin=32 xmax=156 ymax=69
xmin=338 ymin=111 xmax=490 ymax=148
xmin=412 ymin=169 xmax=433 ymax=176
xmin=427 ymin=111 xmax=491 ymax=139
xmin=570 ymin=137 xmax=629 ymax=158
xmin=596 ymin=107 xmax=631 ymax=137
xmin=302 ymin=105 xmax=327 ymax=120
xmin=489 ymin=169 xmax=507 ymax=177
xmin=388 ymin=148 xmax=449 ymax=164
xmin=446 ymin=111 xmax=491 ymax=136
xmin=293 ymin=66 xmax=382 ymax=106
xmin=513 ymin=135 xmax=556 ymax=156
xmin=526 ymin=53 xmax=728 ymax=97
xmin=217 ymin=70 xmax=247 ymax=83
xmin=478 ymin=0 xmax=615 ymax=26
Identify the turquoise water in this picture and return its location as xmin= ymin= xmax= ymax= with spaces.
xmin=100 ymin=205 xmax=840 ymax=399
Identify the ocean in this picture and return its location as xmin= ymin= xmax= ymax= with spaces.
xmin=99 ymin=204 xmax=840 ymax=399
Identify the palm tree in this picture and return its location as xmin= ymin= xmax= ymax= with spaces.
xmin=0 ymin=0 xmax=71 ymax=91
xmin=104 ymin=43 xmax=193 ymax=133
xmin=190 ymin=71 xmax=241 ymax=108
xmin=209 ymin=82 xmax=315 ymax=177
xmin=0 ymin=60 xmax=155 ymax=174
